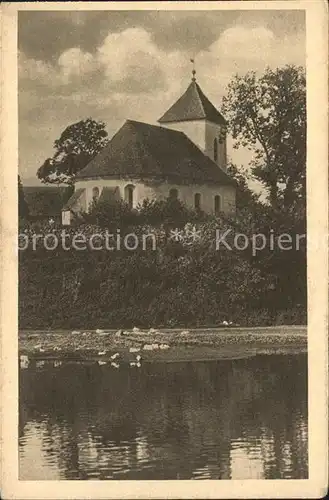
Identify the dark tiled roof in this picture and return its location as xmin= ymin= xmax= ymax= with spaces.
xmin=62 ymin=188 xmax=85 ymax=210
xmin=158 ymin=80 xmax=226 ymax=126
xmin=76 ymin=120 xmax=234 ymax=186
xmin=23 ymin=186 xmax=66 ymax=216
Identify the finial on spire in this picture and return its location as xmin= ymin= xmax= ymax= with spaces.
xmin=190 ymin=58 xmax=196 ymax=81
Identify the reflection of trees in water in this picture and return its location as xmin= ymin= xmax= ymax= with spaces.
xmin=19 ymin=355 xmax=308 ymax=479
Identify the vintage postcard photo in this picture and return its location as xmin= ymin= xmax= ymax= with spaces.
xmin=1 ymin=1 xmax=328 ymax=498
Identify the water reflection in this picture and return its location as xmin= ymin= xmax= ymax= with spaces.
xmin=19 ymin=355 xmax=308 ymax=480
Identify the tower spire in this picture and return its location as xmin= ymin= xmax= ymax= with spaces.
xmin=190 ymin=58 xmax=196 ymax=81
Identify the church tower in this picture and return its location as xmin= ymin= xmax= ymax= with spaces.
xmin=158 ymin=65 xmax=227 ymax=171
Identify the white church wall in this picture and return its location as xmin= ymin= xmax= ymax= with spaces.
xmin=204 ymin=120 xmax=227 ymax=171
xmin=74 ymin=178 xmax=235 ymax=216
xmin=161 ymin=121 xmax=206 ymax=152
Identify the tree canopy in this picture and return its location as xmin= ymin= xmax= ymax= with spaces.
xmin=37 ymin=118 xmax=109 ymax=185
xmin=222 ymin=65 xmax=306 ymax=215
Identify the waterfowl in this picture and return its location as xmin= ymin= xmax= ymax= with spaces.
xmin=98 ymin=360 xmax=107 ymax=366
xmin=159 ymin=344 xmax=170 ymax=350
xmin=222 ymin=321 xmax=229 ymax=326
xmin=129 ymin=347 xmax=141 ymax=353
xmin=110 ymin=352 xmax=120 ymax=360
xmin=133 ymin=327 xmax=141 ymax=333
xmin=148 ymin=328 xmax=157 ymax=334
xmin=115 ymin=330 xmax=123 ymax=337
xmin=143 ymin=344 xmax=153 ymax=351
xmin=96 ymin=329 xmax=104 ymax=334
xmin=152 ymin=343 xmax=159 ymax=350
xmin=111 ymin=362 xmax=120 ymax=369
xmin=180 ymin=330 xmax=190 ymax=336
xmin=54 ymin=346 xmax=62 ymax=351
xmin=54 ymin=361 xmax=62 ymax=368
xmin=71 ymin=330 xmax=80 ymax=335
xmin=98 ymin=350 xmax=106 ymax=356
xmin=130 ymin=361 xmax=141 ymax=368
xmin=20 ymin=355 xmax=29 ymax=369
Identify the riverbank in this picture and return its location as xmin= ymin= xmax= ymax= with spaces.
xmin=19 ymin=325 xmax=307 ymax=363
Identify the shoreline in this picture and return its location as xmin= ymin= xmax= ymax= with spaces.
xmin=19 ymin=325 xmax=307 ymax=363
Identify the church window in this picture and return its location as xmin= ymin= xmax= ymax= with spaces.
xmin=124 ymin=184 xmax=135 ymax=209
xmin=169 ymin=188 xmax=178 ymax=200
xmin=194 ymin=193 xmax=201 ymax=210
xmin=214 ymin=195 xmax=221 ymax=215
xmin=92 ymin=187 xmax=100 ymax=201
xmin=214 ymin=139 xmax=218 ymax=162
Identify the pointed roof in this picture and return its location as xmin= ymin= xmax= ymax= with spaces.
xmin=158 ymin=80 xmax=226 ymax=126
xmin=75 ymin=120 xmax=235 ymax=186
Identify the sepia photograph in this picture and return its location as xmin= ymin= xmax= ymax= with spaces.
xmin=1 ymin=1 xmax=328 ymax=498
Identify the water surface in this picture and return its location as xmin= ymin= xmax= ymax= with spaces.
xmin=19 ymin=354 xmax=308 ymax=480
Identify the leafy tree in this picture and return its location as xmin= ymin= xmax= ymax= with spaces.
xmin=222 ymin=65 xmax=306 ymax=214
xmin=18 ymin=175 xmax=29 ymax=219
xmin=37 ymin=118 xmax=109 ymax=185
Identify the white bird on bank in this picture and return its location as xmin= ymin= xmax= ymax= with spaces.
xmin=133 ymin=327 xmax=141 ymax=333
xmin=180 ymin=330 xmax=190 ymax=336
xmin=129 ymin=347 xmax=141 ymax=353
xmin=71 ymin=330 xmax=80 ymax=335
xmin=130 ymin=361 xmax=141 ymax=368
xmin=222 ymin=321 xmax=229 ymax=326
xmin=143 ymin=344 xmax=153 ymax=351
xmin=54 ymin=346 xmax=62 ymax=351
xmin=136 ymin=355 xmax=142 ymax=362
xmin=98 ymin=360 xmax=107 ymax=366
xmin=111 ymin=362 xmax=120 ymax=369
xmin=110 ymin=352 xmax=120 ymax=360
xmin=98 ymin=350 xmax=106 ymax=356
xmin=148 ymin=328 xmax=158 ymax=334
xmin=159 ymin=344 xmax=170 ymax=350
xmin=96 ymin=329 xmax=104 ymax=334
xmin=20 ymin=355 xmax=29 ymax=369
xmin=115 ymin=330 xmax=123 ymax=337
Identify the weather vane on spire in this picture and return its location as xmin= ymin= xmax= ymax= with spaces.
xmin=190 ymin=57 xmax=196 ymax=81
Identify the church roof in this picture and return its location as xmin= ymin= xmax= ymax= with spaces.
xmin=158 ymin=80 xmax=226 ymax=126
xmin=75 ymin=120 xmax=235 ymax=186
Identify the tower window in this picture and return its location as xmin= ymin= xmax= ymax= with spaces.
xmin=169 ymin=188 xmax=178 ymax=200
xmin=214 ymin=195 xmax=221 ymax=215
xmin=194 ymin=193 xmax=201 ymax=210
xmin=124 ymin=184 xmax=135 ymax=209
xmin=92 ymin=187 xmax=100 ymax=201
xmin=214 ymin=138 xmax=218 ymax=162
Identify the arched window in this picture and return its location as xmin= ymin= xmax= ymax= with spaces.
xmin=194 ymin=193 xmax=201 ymax=210
xmin=214 ymin=138 xmax=218 ymax=162
xmin=92 ymin=187 xmax=100 ymax=201
xmin=214 ymin=195 xmax=221 ymax=215
xmin=169 ymin=188 xmax=178 ymax=200
xmin=124 ymin=184 xmax=135 ymax=209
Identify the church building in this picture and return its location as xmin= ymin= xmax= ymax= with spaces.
xmin=62 ymin=71 xmax=236 ymax=225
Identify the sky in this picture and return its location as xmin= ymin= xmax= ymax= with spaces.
xmin=18 ymin=9 xmax=306 ymax=186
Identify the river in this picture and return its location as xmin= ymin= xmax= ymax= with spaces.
xmin=19 ymin=353 xmax=308 ymax=480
